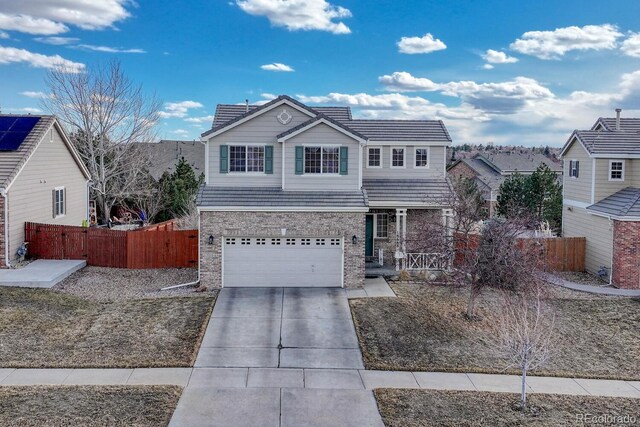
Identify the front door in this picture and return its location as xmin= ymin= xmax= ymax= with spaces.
xmin=365 ymin=215 xmax=374 ymax=257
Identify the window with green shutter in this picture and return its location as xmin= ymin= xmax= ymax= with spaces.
xmin=219 ymin=145 xmax=228 ymax=174
xmin=265 ymin=146 xmax=273 ymax=174
xmin=339 ymin=146 xmax=348 ymax=175
xmin=295 ymin=146 xmax=304 ymax=175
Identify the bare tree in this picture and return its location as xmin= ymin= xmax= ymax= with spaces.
xmin=492 ymin=287 xmax=555 ymax=408
xmin=43 ymin=61 xmax=161 ymax=223
xmin=174 ymin=200 xmax=199 ymax=230
xmin=124 ymin=173 xmax=169 ymax=223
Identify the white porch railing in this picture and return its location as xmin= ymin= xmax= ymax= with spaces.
xmin=403 ymin=253 xmax=449 ymax=271
xmin=378 ymin=249 xmax=384 ymax=266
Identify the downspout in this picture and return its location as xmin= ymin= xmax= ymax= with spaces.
xmin=0 ymin=188 xmax=10 ymax=268
xmin=609 ymin=215 xmax=614 ymax=286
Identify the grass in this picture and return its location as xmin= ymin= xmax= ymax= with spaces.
xmin=350 ymin=283 xmax=640 ymax=380
xmin=375 ymin=389 xmax=640 ymax=427
xmin=0 ymin=287 xmax=215 ymax=368
xmin=0 ymin=385 xmax=181 ymax=426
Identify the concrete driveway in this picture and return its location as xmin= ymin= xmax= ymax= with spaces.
xmin=170 ymin=287 xmax=384 ymax=427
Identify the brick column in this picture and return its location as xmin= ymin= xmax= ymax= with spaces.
xmin=612 ymin=220 xmax=640 ymax=290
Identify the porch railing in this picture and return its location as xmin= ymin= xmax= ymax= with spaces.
xmin=403 ymin=252 xmax=449 ymax=271
xmin=378 ymin=249 xmax=384 ymax=266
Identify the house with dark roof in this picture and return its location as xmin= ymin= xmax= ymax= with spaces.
xmin=447 ymin=151 xmax=562 ymax=215
xmin=0 ymin=115 xmax=91 ymax=267
xmin=137 ymin=140 xmax=205 ymax=180
xmin=198 ymin=95 xmax=452 ymax=289
xmin=560 ymin=109 xmax=640 ymax=289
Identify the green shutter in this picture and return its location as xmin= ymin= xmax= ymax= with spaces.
xmin=219 ymin=145 xmax=228 ymax=174
xmin=295 ymin=146 xmax=304 ymax=175
xmin=339 ymin=146 xmax=349 ymax=175
xmin=265 ymin=146 xmax=273 ymax=174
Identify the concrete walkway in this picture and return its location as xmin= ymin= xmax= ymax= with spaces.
xmin=545 ymin=273 xmax=640 ymax=297
xmin=0 ymin=259 xmax=85 ymax=288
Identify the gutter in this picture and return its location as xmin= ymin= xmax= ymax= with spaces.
xmin=0 ymin=188 xmax=10 ymax=268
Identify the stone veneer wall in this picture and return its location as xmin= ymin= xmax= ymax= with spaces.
xmin=612 ymin=220 xmax=640 ymax=289
xmin=200 ymin=211 xmax=365 ymax=288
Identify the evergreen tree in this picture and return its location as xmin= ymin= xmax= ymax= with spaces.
xmin=496 ymin=173 xmax=528 ymax=218
xmin=157 ymin=158 xmax=204 ymax=221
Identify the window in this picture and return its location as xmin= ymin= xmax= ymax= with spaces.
xmin=305 ymin=146 xmax=339 ymax=174
xmin=415 ymin=148 xmax=429 ymax=168
xmin=53 ymin=187 xmax=65 ymax=218
xmin=367 ymin=147 xmax=381 ymax=168
xmin=609 ymin=160 xmax=624 ymax=181
xmin=229 ymin=145 xmax=264 ymax=172
xmin=569 ymin=160 xmax=579 ymax=178
xmin=391 ymin=147 xmax=405 ymax=168
xmin=375 ymin=213 xmax=388 ymax=238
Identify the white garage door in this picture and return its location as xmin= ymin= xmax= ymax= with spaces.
xmin=223 ymin=237 xmax=343 ymax=287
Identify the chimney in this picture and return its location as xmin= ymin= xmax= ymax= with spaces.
xmin=615 ymin=108 xmax=622 ymax=131
xmin=245 ymin=99 xmax=249 ymax=113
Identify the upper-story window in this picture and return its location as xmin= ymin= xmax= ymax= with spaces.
xmin=609 ymin=160 xmax=625 ymax=181
xmin=367 ymin=147 xmax=381 ymax=168
xmin=415 ymin=148 xmax=429 ymax=168
xmin=391 ymin=147 xmax=405 ymax=168
xmin=230 ymin=145 xmax=264 ymax=173
xmin=569 ymin=160 xmax=579 ymax=178
xmin=305 ymin=146 xmax=339 ymax=174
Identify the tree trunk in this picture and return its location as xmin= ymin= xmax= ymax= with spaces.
xmin=521 ymin=367 xmax=527 ymax=408
xmin=467 ymin=288 xmax=478 ymax=318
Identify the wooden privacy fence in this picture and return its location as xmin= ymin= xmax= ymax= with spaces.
xmin=25 ymin=222 xmax=198 ymax=269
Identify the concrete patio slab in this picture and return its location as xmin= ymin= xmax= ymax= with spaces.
xmin=281 ymin=388 xmax=384 ymax=427
xmin=247 ymin=368 xmax=304 ymax=388
xmin=362 ymin=277 xmax=396 ymax=297
xmin=126 ymin=368 xmax=192 ymax=386
xmin=280 ymin=349 xmax=364 ymax=369
xmin=412 ymin=372 xmax=477 ymax=391
xmin=195 ymin=347 xmax=279 ymax=368
xmin=283 ymin=288 xmax=351 ymax=319
xmin=63 ymin=369 xmax=133 ymax=385
xmin=346 ymin=288 xmax=367 ymax=299
xmin=574 ymin=378 xmax=640 ymax=397
xmin=281 ymin=318 xmax=358 ymax=348
xmin=188 ymin=368 xmax=248 ymax=388
xmin=213 ymin=288 xmax=283 ymax=318
xmin=1 ymin=368 xmax=72 ymax=385
xmin=201 ymin=316 xmax=282 ymax=348
xmin=0 ymin=369 xmax=14 ymax=383
xmin=525 ymin=376 xmax=590 ymax=395
xmin=467 ymin=373 xmax=533 ymax=393
xmin=359 ymin=370 xmax=420 ymax=389
xmin=304 ymin=369 xmax=365 ymax=389
xmin=0 ymin=259 xmax=86 ymax=288
xmin=169 ymin=388 xmax=280 ymax=427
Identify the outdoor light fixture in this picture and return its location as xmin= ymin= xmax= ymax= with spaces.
xmin=352 ymin=235 xmax=358 ymax=245
xmin=208 ymin=235 xmax=214 ymax=245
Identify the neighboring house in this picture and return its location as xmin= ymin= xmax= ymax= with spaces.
xmin=197 ymin=95 xmax=452 ymax=289
xmin=448 ymin=151 xmax=562 ymax=215
xmin=137 ymin=139 xmax=205 ymax=180
xmin=0 ymin=115 xmax=91 ymax=267
xmin=560 ymin=109 xmax=640 ymax=289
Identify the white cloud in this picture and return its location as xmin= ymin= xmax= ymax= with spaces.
xmin=34 ymin=36 xmax=80 ymax=45
xmin=159 ymin=101 xmax=203 ymax=119
xmin=510 ymin=24 xmax=622 ymax=60
xmin=171 ymin=129 xmax=190 ymax=136
xmin=184 ymin=115 xmax=214 ymax=124
xmin=0 ymin=45 xmax=84 ymax=72
xmin=20 ymin=91 xmax=50 ymax=99
xmin=261 ymin=93 xmax=277 ymax=100
xmin=235 ymin=0 xmax=351 ymax=34
xmin=397 ymin=33 xmax=446 ymax=54
xmin=378 ymin=72 xmax=439 ymax=92
xmin=0 ymin=1 xmax=131 ymax=35
xmin=482 ymin=49 xmax=518 ymax=65
xmin=260 ymin=62 xmax=294 ymax=72
xmin=482 ymin=64 xmax=494 ymax=70
xmin=76 ymin=44 xmax=145 ymax=54
xmin=621 ymin=33 xmax=640 ymax=58
xmin=0 ymin=31 xmax=8 ymax=39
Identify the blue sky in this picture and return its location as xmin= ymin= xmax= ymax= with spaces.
xmin=1 ymin=0 xmax=640 ymax=146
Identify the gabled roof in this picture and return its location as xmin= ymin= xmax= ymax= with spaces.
xmin=276 ymin=114 xmax=368 ymax=143
xmin=0 ymin=115 xmax=90 ymax=189
xmin=345 ymin=120 xmax=451 ymax=142
xmin=592 ymin=118 xmax=640 ymax=133
xmin=474 ymin=152 xmax=562 ymax=173
xmin=587 ymin=187 xmax=640 ymax=219
xmin=362 ymin=179 xmax=451 ymax=206
xmin=212 ymin=104 xmax=352 ymax=128
xmin=568 ymin=130 xmax=640 ymax=156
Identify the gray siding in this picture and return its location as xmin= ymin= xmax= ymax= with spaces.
xmin=594 ymin=158 xmax=638 ymax=201
xmin=7 ymin=126 xmax=88 ymax=261
xmin=562 ymin=206 xmax=612 ymax=277
xmin=562 ymin=142 xmax=592 ymax=203
xmin=362 ymin=145 xmax=446 ymax=180
xmin=283 ymin=123 xmax=360 ymax=191
xmin=207 ymin=107 xmax=312 ymax=187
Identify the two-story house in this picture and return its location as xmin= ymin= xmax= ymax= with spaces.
xmin=560 ymin=109 xmax=640 ymax=289
xmin=197 ymin=95 xmax=452 ymax=288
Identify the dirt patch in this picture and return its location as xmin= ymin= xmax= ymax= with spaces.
xmin=53 ymin=267 xmax=209 ymax=302
xmin=0 ymin=287 xmax=215 ymax=368
xmin=0 ymin=385 xmax=181 ymax=426
xmin=350 ymin=282 xmax=640 ymax=380
xmin=554 ymin=271 xmax=609 ymax=287
xmin=375 ymin=389 xmax=640 ymax=427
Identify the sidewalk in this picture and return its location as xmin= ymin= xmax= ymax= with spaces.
xmin=545 ymin=273 xmax=640 ymax=297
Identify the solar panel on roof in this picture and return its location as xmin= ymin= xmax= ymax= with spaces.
xmin=0 ymin=116 xmax=40 ymax=151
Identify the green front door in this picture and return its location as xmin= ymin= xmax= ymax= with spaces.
xmin=365 ymin=215 xmax=374 ymax=257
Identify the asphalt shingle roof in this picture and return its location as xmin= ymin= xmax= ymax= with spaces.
xmin=573 ymin=130 xmax=640 ymax=155
xmin=476 ymin=152 xmax=562 ymax=173
xmin=587 ymin=187 xmax=640 ymax=218
xmin=137 ymin=140 xmax=205 ymax=180
xmin=592 ymin=118 xmax=640 ymax=133
xmin=276 ymin=114 xmax=368 ymax=141
xmin=362 ymin=179 xmax=451 ymax=205
xmin=212 ymin=104 xmax=352 ymax=128
xmin=196 ymin=186 xmax=368 ymax=208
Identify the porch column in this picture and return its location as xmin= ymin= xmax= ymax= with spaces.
xmin=395 ymin=209 xmax=407 ymax=271
xmin=442 ymin=208 xmax=454 ymax=270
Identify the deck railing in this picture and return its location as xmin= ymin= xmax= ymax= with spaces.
xmin=403 ymin=252 xmax=449 ymax=271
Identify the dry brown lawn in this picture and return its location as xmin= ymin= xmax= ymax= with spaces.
xmin=375 ymin=389 xmax=640 ymax=427
xmin=0 ymin=385 xmax=181 ymax=426
xmin=350 ymin=283 xmax=640 ymax=380
xmin=0 ymin=287 xmax=215 ymax=368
